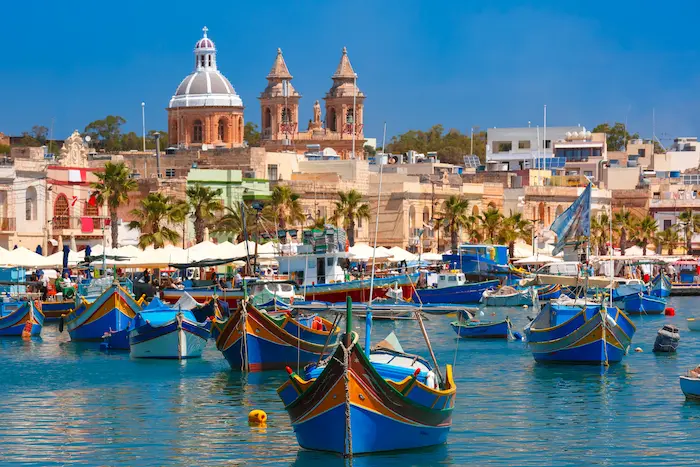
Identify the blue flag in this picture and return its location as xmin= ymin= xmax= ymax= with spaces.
xmin=550 ymin=184 xmax=591 ymax=255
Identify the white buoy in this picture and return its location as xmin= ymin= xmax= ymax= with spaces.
xmin=634 ymin=347 xmax=643 ymax=353
xmin=523 ymin=305 xmax=529 ymax=309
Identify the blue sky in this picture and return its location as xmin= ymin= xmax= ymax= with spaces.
xmin=2 ymin=0 xmax=699 ymax=145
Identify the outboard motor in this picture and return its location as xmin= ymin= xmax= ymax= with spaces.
xmin=653 ymin=324 xmax=680 ymax=353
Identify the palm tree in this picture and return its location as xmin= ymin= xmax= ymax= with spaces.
xmin=657 ymin=227 xmax=680 ymax=255
xmin=590 ymin=213 xmax=611 ymax=256
xmin=264 ymin=185 xmax=305 ymax=242
xmin=312 ymin=216 xmax=328 ymax=230
xmin=635 ymin=215 xmax=658 ymax=256
xmin=677 ymin=210 xmax=700 ymax=253
xmin=464 ymin=215 xmax=484 ymax=244
xmin=613 ymin=208 xmax=636 ymax=256
xmin=128 ymin=193 xmax=187 ymax=248
xmin=333 ymin=190 xmax=371 ymax=246
xmin=439 ymin=196 xmax=470 ymax=252
xmin=91 ymin=162 xmax=137 ymax=247
xmin=479 ymin=207 xmax=503 ymax=244
xmin=500 ymin=211 xmax=531 ymax=258
xmin=186 ymin=184 xmax=223 ymax=244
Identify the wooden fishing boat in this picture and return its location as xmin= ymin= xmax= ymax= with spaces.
xmin=213 ymin=300 xmax=339 ymax=371
xmin=450 ymin=310 xmax=511 ymax=338
xmin=680 ymin=366 xmax=700 ymax=400
xmin=650 ymin=272 xmax=672 ymax=298
xmin=482 ymin=286 xmax=531 ymax=307
xmin=277 ymin=330 xmax=456 ymax=455
xmin=412 ymin=272 xmax=499 ymax=304
xmin=40 ymin=300 xmax=75 ymax=320
xmin=129 ymin=297 xmax=211 ymax=359
xmin=0 ymin=300 xmax=44 ymax=337
xmin=623 ymin=293 xmax=666 ymax=315
xmin=62 ymin=283 xmax=143 ymax=342
xmin=525 ymin=299 xmax=636 ymax=364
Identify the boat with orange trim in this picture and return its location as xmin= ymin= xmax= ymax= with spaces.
xmin=61 ymin=282 xmax=144 ymax=342
xmin=0 ymin=300 xmax=44 ymax=336
xmin=213 ymin=300 xmax=339 ymax=371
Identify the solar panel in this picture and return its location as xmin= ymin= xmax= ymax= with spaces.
xmin=463 ymin=155 xmax=480 ymax=168
xmin=533 ymin=157 xmax=565 ymax=169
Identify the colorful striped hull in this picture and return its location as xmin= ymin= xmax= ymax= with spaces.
xmin=450 ymin=320 xmax=510 ymax=338
xmin=214 ymin=302 xmax=338 ymax=371
xmin=412 ymin=280 xmax=500 ymax=304
xmin=130 ymin=318 xmax=211 ymax=359
xmin=650 ymin=273 xmax=672 ymax=298
xmin=0 ymin=301 xmax=44 ymax=337
xmin=277 ymin=332 xmax=456 ymax=455
xmin=64 ymin=285 xmax=142 ymax=341
xmin=40 ymin=300 xmax=74 ymax=320
xmin=526 ymin=306 xmax=636 ymax=364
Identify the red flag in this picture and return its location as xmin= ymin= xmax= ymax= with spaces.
xmin=88 ymin=193 xmax=98 ymax=206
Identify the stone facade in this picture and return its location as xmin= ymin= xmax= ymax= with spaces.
xmin=168 ymin=108 xmax=244 ymax=149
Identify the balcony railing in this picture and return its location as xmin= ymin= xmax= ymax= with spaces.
xmin=52 ymin=216 xmax=105 ymax=232
xmin=0 ymin=217 xmax=15 ymax=231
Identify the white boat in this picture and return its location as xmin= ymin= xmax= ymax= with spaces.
xmin=129 ymin=297 xmax=211 ymax=359
xmin=680 ymin=366 xmax=700 ymax=400
xmin=482 ymin=286 xmax=532 ymax=307
xmin=687 ymin=317 xmax=700 ymax=332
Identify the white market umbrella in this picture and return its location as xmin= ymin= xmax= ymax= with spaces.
xmin=349 ymin=243 xmax=391 ymax=261
xmin=387 ymin=246 xmax=418 ymax=263
xmin=5 ymin=247 xmax=55 ymax=268
xmin=421 ymin=252 xmax=444 ymax=262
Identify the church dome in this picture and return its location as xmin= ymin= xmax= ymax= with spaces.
xmin=169 ymin=27 xmax=243 ymax=109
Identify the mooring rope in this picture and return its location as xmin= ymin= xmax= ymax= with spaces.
xmin=340 ymin=340 xmax=353 ymax=458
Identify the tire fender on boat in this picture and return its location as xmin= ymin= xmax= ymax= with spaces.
xmin=58 ymin=316 xmax=64 ymax=333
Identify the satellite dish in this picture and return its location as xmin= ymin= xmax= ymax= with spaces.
xmin=84 ymin=135 xmax=92 ymax=142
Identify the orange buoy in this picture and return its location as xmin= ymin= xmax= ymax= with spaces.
xmin=248 ymin=409 xmax=268 ymax=426
xmin=665 ymin=307 xmax=675 ymax=316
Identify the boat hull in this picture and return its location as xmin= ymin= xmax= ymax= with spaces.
xmin=40 ymin=300 xmax=74 ymax=320
xmin=687 ymin=318 xmax=700 ymax=331
xmin=526 ymin=305 xmax=636 ymax=364
xmin=277 ymin=332 xmax=455 ymax=455
xmin=130 ymin=318 xmax=210 ymax=359
xmin=450 ymin=320 xmax=510 ymax=338
xmin=0 ymin=302 xmax=44 ymax=336
xmin=214 ymin=303 xmax=337 ymax=371
xmin=413 ymin=280 xmax=499 ymax=304
xmin=623 ymin=294 xmax=666 ymax=315
xmin=680 ymin=376 xmax=700 ymax=400
xmin=650 ymin=273 xmax=672 ymax=298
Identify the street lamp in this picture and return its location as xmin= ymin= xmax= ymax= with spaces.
xmin=141 ymin=102 xmax=146 ymax=152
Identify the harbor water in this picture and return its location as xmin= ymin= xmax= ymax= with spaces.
xmin=1 ymin=298 xmax=699 ymax=466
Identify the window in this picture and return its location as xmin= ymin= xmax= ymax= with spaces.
xmin=130 ymin=171 xmax=140 ymax=179
xmin=267 ymin=164 xmax=278 ymax=181
xmin=165 ymin=168 xmax=176 ymax=178
xmin=358 ymin=217 xmax=363 ymax=228
xmin=26 ymin=186 xmax=37 ymax=221
xmin=218 ymin=119 xmax=226 ymax=141
xmin=518 ymin=140 xmax=531 ymax=149
xmin=346 ymin=108 xmax=354 ymax=124
xmin=543 ymin=140 xmax=551 ymax=149
xmin=664 ymin=219 xmax=672 ymax=230
xmin=281 ymin=107 xmax=291 ymax=124
xmin=638 ymin=149 xmax=646 ymax=157
xmin=327 ymin=258 xmax=333 ymax=267
xmin=448 ymin=276 xmax=457 ymax=282
xmin=53 ymin=194 xmax=70 ymax=229
xmin=328 ymin=108 xmax=337 ymax=132
xmin=192 ymin=120 xmax=203 ymax=143
xmin=263 ymin=108 xmax=272 ymax=130
xmin=494 ymin=141 xmax=512 ymax=152
xmin=584 ymin=171 xmax=593 ymax=177
xmin=208 ymin=55 xmax=212 ymax=67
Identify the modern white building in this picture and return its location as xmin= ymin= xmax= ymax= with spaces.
xmin=486 ymin=126 xmax=580 ymax=170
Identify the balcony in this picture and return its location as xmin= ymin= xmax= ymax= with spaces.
xmin=0 ymin=217 xmax=15 ymax=232
xmin=51 ymin=216 xmax=105 ymax=233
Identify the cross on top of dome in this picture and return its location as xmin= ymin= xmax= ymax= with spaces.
xmin=195 ymin=26 xmax=215 ymax=50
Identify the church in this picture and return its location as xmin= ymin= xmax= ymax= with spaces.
xmin=167 ymin=28 xmax=366 ymax=158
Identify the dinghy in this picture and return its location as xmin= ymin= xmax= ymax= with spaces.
xmin=623 ymin=293 xmax=666 ymax=315
xmin=450 ymin=310 xmax=511 ymax=338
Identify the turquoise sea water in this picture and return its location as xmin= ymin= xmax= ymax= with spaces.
xmin=1 ymin=298 xmax=699 ymax=466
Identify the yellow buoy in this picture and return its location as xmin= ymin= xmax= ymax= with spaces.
xmin=248 ymin=409 xmax=268 ymax=426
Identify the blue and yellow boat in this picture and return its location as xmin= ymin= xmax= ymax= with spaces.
xmin=62 ymin=283 xmax=143 ymax=342
xmin=213 ymin=301 xmax=339 ymax=371
xmin=650 ymin=272 xmax=672 ymax=298
xmin=0 ymin=300 xmax=44 ymax=337
xmin=525 ymin=300 xmax=636 ymax=364
xmin=277 ymin=330 xmax=456 ymax=455
xmin=623 ymin=293 xmax=666 ymax=315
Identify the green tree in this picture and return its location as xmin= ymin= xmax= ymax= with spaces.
xmin=613 ymin=208 xmax=637 ymax=255
xmin=128 ymin=193 xmax=187 ymax=248
xmin=363 ymin=144 xmax=377 ymax=157
xmin=91 ymin=162 xmax=138 ymax=247
xmin=439 ymin=196 xmax=470 ymax=252
xmin=31 ymin=125 xmax=49 ymax=144
xmin=332 ymin=189 xmax=371 ymax=247
xmin=657 ymin=228 xmax=680 ymax=255
xmin=385 ymin=124 xmax=487 ymax=164
xmin=677 ymin=210 xmax=700 ymax=253
xmin=0 ymin=144 xmax=10 ymax=155
xmin=634 ymin=215 xmax=658 ymax=256
xmin=147 ymin=130 xmax=169 ymax=151
xmin=479 ymin=207 xmax=504 ymax=244
xmin=592 ymin=122 xmax=639 ymax=151
xmin=244 ymin=122 xmax=261 ymax=147
xmin=590 ymin=213 xmax=611 ymax=255
xmin=312 ymin=216 xmax=328 ymax=229
xmin=84 ymin=115 xmax=127 ymax=151
xmin=186 ymin=184 xmax=224 ymax=244
xmin=264 ymin=185 xmax=305 ymax=241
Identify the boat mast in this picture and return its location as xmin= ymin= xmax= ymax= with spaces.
xmin=365 ymin=122 xmax=387 ymax=352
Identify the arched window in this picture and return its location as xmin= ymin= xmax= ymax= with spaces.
xmin=263 ymin=108 xmax=272 ymax=130
xmin=26 ymin=186 xmax=37 ymax=221
xmin=192 ymin=120 xmax=203 ymax=143
xmin=346 ymin=108 xmax=354 ymax=124
xmin=555 ymin=205 xmax=564 ymax=217
xmin=54 ymin=194 xmax=70 ymax=229
xmin=538 ymin=202 xmax=545 ymax=222
xmin=218 ymin=119 xmax=226 ymax=141
xmin=208 ymin=55 xmax=212 ymax=67
xmin=472 ymin=205 xmax=480 ymax=216
xmin=328 ymin=108 xmax=337 ymax=132
xmin=281 ymin=107 xmax=291 ymax=123
xmin=408 ymin=205 xmax=416 ymax=233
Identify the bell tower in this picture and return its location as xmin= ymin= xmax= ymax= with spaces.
xmin=324 ymin=47 xmax=365 ymax=157
xmin=259 ymin=48 xmax=301 ymax=144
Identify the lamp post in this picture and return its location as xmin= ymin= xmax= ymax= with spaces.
xmin=141 ymin=102 xmax=146 ymax=152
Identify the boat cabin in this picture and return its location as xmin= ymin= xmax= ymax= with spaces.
xmin=675 ymin=260 xmax=699 ymax=284
xmin=276 ymin=252 xmax=348 ymax=287
xmin=436 ymin=271 xmax=467 ymax=289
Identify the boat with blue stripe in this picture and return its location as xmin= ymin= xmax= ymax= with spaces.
xmin=650 ymin=272 xmax=672 ymax=298
xmin=412 ymin=271 xmax=498 ymax=304
xmin=62 ymin=283 xmax=143 ymax=342
xmin=129 ymin=297 xmax=211 ymax=359
xmin=623 ymin=293 xmax=666 ymax=315
xmin=451 ymin=313 xmax=511 ymax=338
xmin=525 ymin=298 xmax=636 ymax=364
xmin=0 ymin=300 xmax=44 ymax=337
